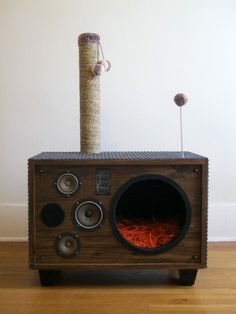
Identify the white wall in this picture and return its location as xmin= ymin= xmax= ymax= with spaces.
xmin=0 ymin=0 xmax=236 ymax=241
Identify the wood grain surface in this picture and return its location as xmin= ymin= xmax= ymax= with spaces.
xmin=28 ymin=159 xmax=208 ymax=270
xmin=0 ymin=242 xmax=235 ymax=314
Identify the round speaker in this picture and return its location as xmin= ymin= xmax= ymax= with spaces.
xmin=41 ymin=203 xmax=65 ymax=227
xmin=56 ymin=233 xmax=80 ymax=258
xmin=74 ymin=200 xmax=104 ymax=230
xmin=56 ymin=173 xmax=79 ymax=195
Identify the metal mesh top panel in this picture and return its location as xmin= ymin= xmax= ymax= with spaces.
xmin=30 ymin=151 xmax=206 ymax=160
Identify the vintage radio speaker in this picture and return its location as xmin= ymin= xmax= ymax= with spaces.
xmin=28 ymin=151 xmax=208 ymax=286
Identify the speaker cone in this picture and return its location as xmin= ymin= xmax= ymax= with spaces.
xmin=41 ymin=203 xmax=65 ymax=227
xmin=74 ymin=200 xmax=104 ymax=230
xmin=56 ymin=233 xmax=80 ymax=258
xmin=56 ymin=173 xmax=79 ymax=195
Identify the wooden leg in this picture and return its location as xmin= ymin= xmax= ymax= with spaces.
xmin=38 ymin=270 xmax=61 ymax=286
xmin=178 ymin=269 xmax=198 ymax=286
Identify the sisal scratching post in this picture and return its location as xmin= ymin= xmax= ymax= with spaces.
xmin=78 ymin=33 xmax=101 ymax=153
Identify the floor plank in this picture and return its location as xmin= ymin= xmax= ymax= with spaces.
xmin=0 ymin=242 xmax=235 ymax=314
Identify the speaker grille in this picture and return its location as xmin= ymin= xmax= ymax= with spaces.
xmin=41 ymin=203 xmax=65 ymax=227
xmin=56 ymin=233 xmax=80 ymax=258
xmin=74 ymin=200 xmax=104 ymax=230
xmin=56 ymin=173 xmax=79 ymax=195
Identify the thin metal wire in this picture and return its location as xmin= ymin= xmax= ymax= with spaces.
xmin=99 ymin=42 xmax=105 ymax=60
xmin=96 ymin=43 xmax=100 ymax=62
xmin=180 ymin=106 xmax=184 ymax=158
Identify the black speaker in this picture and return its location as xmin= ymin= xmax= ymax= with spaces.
xmin=56 ymin=232 xmax=80 ymax=257
xmin=41 ymin=203 xmax=65 ymax=227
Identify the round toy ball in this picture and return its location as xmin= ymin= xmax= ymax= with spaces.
xmin=91 ymin=63 xmax=105 ymax=76
xmin=99 ymin=59 xmax=111 ymax=71
xmin=174 ymin=93 xmax=188 ymax=107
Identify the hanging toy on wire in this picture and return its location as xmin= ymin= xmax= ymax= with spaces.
xmin=174 ymin=93 xmax=188 ymax=158
xmin=91 ymin=42 xmax=111 ymax=76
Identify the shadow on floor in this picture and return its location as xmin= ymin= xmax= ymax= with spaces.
xmin=0 ymin=269 xmax=180 ymax=288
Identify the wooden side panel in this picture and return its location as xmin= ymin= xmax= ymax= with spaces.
xmin=28 ymin=160 xmax=35 ymax=267
xmin=200 ymin=158 xmax=209 ymax=267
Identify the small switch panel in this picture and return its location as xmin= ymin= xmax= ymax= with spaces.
xmin=96 ymin=169 xmax=111 ymax=195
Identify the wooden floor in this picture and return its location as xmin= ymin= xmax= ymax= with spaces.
xmin=0 ymin=243 xmax=235 ymax=314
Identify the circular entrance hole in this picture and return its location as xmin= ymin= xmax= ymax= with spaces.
xmin=111 ymin=175 xmax=191 ymax=253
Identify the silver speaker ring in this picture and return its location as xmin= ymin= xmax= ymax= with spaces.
xmin=74 ymin=201 xmax=103 ymax=230
xmin=56 ymin=173 xmax=79 ymax=195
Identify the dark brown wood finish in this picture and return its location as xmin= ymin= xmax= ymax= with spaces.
xmin=28 ymin=152 xmax=208 ymax=282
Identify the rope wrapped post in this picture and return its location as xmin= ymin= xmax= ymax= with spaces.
xmin=78 ymin=33 xmax=101 ymax=153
